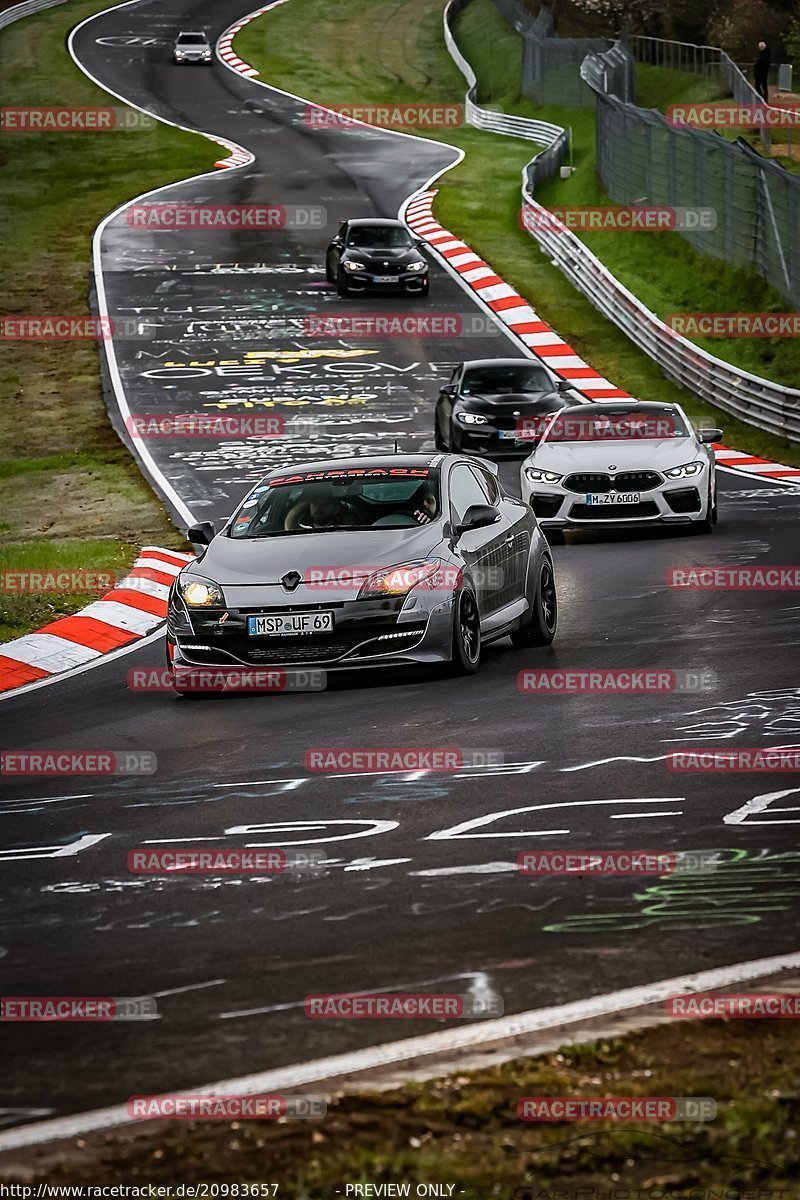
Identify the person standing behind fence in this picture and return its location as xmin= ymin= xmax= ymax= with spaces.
xmin=753 ymin=41 xmax=771 ymax=103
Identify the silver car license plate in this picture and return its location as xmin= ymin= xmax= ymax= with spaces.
xmin=585 ymin=492 xmax=640 ymax=506
xmin=248 ymin=612 xmax=333 ymax=637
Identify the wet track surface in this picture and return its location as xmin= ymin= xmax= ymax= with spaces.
xmin=1 ymin=0 xmax=800 ymax=1127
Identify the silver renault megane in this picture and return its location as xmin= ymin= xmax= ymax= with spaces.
xmin=167 ymin=455 xmax=557 ymax=692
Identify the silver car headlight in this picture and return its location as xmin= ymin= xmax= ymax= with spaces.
xmin=456 ymin=411 xmax=488 ymax=426
xmin=663 ymin=461 xmax=705 ymax=479
xmin=343 ymin=260 xmax=365 ymax=271
xmin=357 ymin=560 xmax=449 ymax=600
xmin=406 ymin=260 xmax=426 ymax=272
xmin=179 ymin=577 xmax=225 ymax=607
xmin=525 ymin=467 xmax=563 ymax=483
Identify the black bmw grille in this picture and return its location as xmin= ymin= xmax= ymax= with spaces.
xmin=564 ymin=471 xmax=661 ymax=493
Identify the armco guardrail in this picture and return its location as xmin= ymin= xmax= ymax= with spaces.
xmin=0 ymin=0 xmax=70 ymax=30
xmin=441 ymin=0 xmax=800 ymax=441
xmin=444 ymin=0 xmax=563 ymax=147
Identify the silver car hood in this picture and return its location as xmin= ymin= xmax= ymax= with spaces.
xmin=528 ymin=438 xmax=699 ymax=473
xmin=185 ymin=526 xmax=447 ymax=604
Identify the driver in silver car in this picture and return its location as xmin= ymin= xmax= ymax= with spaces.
xmin=284 ymin=486 xmax=349 ymax=531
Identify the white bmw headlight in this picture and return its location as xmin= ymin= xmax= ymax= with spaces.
xmin=525 ymin=467 xmax=563 ymax=483
xmin=343 ymin=259 xmax=365 ymax=271
xmin=179 ymin=578 xmax=224 ymax=607
xmin=456 ymin=411 xmax=488 ymax=425
xmin=663 ymin=461 xmax=705 ymax=479
xmin=407 ymin=261 xmax=426 ymax=272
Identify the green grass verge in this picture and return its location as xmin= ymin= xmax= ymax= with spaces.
xmin=236 ymin=0 xmax=799 ymax=467
xmin=0 ymin=538 xmax=138 ymax=641
xmin=635 ymin=64 xmax=726 ymax=110
xmin=455 ymin=0 xmax=800 ymax=398
xmin=0 ymin=0 xmax=209 ymax=638
xmin=6 ymin=1018 xmax=797 ymax=1192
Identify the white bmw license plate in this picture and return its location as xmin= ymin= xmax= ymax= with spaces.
xmin=585 ymin=492 xmax=640 ymax=506
xmin=372 ymin=275 xmax=395 ymax=283
xmin=248 ymin=612 xmax=333 ymax=637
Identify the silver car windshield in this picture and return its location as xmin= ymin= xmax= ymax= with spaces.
xmin=230 ymin=474 xmax=441 ymax=538
xmin=543 ymin=407 xmax=689 ymax=442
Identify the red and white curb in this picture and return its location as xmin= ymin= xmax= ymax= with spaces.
xmin=710 ymin=446 xmax=800 ymax=480
xmin=405 ymin=189 xmax=800 ymax=483
xmin=208 ymin=132 xmax=254 ymax=171
xmin=0 ymin=548 xmax=192 ymax=695
xmin=217 ymin=2 xmax=290 ymax=79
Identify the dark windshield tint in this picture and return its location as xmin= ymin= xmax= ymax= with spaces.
xmin=230 ymin=473 xmax=441 ymax=537
xmin=543 ymin=407 xmax=689 ymax=442
xmin=178 ymin=34 xmax=207 ymax=42
xmin=462 ymin=365 xmax=552 ymax=394
xmin=346 ymin=226 xmax=414 ymax=249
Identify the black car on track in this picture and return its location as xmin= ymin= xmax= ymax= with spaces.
xmin=326 ymin=219 xmax=429 ymax=297
xmin=435 ymin=358 xmax=578 ymax=458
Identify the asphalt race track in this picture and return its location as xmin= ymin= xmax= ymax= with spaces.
xmin=1 ymin=0 xmax=800 ymax=1129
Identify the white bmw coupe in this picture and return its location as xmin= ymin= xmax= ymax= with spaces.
xmin=519 ymin=400 xmax=722 ymax=540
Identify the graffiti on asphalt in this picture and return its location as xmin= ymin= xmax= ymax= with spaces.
xmin=543 ymin=848 xmax=800 ymax=932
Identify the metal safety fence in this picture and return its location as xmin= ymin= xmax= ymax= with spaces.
xmin=442 ymin=0 xmax=800 ymax=441
xmin=629 ymin=35 xmax=798 ymax=157
xmin=0 ymin=0 xmax=70 ymax=30
xmin=444 ymin=0 xmax=565 ymax=161
xmin=520 ymin=7 xmax=613 ymax=109
xmin=581 ymin=52 xmax=800 ymax=310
